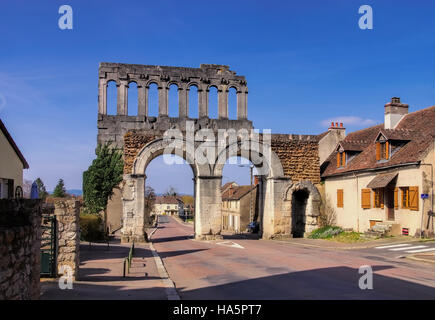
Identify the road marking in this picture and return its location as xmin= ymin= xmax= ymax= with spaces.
xmin=405 ymin=247 xmax=435 ymax=253
xmin=375 ymin=243 xmax=412 ymax=249
xmin=389 ymin=245 xmax=427 ymax=251
xmin=216 ymin=241 xmax=244 ymax=249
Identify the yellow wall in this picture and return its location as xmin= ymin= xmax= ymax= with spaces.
xmin=325 ymin=162 xmax=432 ymax=237
xmin=0 ymin=129 xmax=24 ymax=197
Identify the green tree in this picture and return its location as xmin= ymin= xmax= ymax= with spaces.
xmin=52 ymin=178 xmax=67 ymax=198
xmin=83 ymin=143 xmax=123 ymax=215
xmin=35 ymin=177 xmax=49 ymax=200
xmin=164 ymin=186 xmax=178 ymax=197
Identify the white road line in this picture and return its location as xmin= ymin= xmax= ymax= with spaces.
xmin=389 ymin=245 xmax=428 ymax=251
xmin=375 ymin=243 xmax=412 ymax=249
xmin=216 ymin=241 xmax=244 ymax=249
xmin=405 ymin=247 xmax=435 ymax=253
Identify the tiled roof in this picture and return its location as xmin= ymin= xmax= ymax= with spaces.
xmin=155 ymin=196 xmax=180 ymax=204
xmin=322 ymin=106 xmax=435 ymax=177
xmin=0 ymin=119 xmax=29 ymax=169
xmin=222 ymin=185 xmax=256 ymax=201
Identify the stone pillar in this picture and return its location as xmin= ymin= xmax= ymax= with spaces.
xmin=194 ymin=175 xmax=223 ymax=239
xmin=121 ymin=174 xmax=147 ymax=243
xmin=117 ymin=80 xmax=128 ymax=115
xmin=178 ymin=87 xmax=188 ymax=118
xmin=98 ymin=78 xmax=107 ymax=115
xmin=218 ymin=88 xmax=228 ymax=119
xmin=54 ymin=199 xmax=80 ymax=281
xmin=158 ymin=84 xmax=168 ymax=117
xmin=198 ymin=86 xmax=208 ymax=118
xmin=237 ymin=89 xmax=247 ymax=120
xmin=138 ymin=83 xmax=146 ymax=116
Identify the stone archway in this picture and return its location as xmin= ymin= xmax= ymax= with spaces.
xmin=284 ymin=181 xmax=321 ymax=238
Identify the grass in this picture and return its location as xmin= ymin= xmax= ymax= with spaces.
xmin=309 ymin=226 xmax=368 ymax=243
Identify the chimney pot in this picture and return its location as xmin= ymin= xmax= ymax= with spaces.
xmin=340 ymin=123 xmax=343 ymax=127
xmin=331 ymin=122 xmax=334 ymax=127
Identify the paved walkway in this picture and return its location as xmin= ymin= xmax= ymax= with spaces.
xmin=40 ymin=240 xmax=167 ymax=300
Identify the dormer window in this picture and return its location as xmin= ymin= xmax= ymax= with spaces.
xmin=376 ymin=136 xmax=389 ymax=161
xmin=336 ymin=151 xmax=346 ymax=168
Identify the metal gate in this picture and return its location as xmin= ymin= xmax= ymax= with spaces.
xmin=40 ymin=214 xmax=57 ymax=277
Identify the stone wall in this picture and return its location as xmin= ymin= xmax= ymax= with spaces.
xmin=54 ymin=199 xmax=80 ymax=280
xmin=271 ymin=134 xmax=321 ymax=184
xmin=0 ymin=199 xmax=41 ymax=300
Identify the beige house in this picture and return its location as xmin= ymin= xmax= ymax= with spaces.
xmin=221 ymin=183 xmax=257 ymax=233
xmin=0 ymin=119 xmax=29 ymax=199
xmin=152 ymin=196 xmax=180 ymax=216
xmin=322 ymin=98 xmax=435 ymax=237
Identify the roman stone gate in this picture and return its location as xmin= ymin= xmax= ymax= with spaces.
xmin=97 ymin=63 xmax=324 ymax=242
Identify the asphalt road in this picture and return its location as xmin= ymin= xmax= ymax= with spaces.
xmin=153 ymin=216 xmax=435 ymax=299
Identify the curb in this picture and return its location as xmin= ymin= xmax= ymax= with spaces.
xmin=148 ymin=220 xmax=181 ymax=300
xmin=405 ymin=255 xmax=435 ymax=264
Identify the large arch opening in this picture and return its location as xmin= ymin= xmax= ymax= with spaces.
xmin=148 ymin=82 xmax=159 ymax=117
xmin=146 ymin=154 xmax=195 ymax=230
xmin=127 ymin=81 xmax=138 ymax=116
xmin=106 ymin=80 xmax=117 ymax=115
xmin=208 ymin=86 xmax=218 ymax=119
xmin=188 ymin=85 xmax=199 ymax=118
xmin=168 ymin=84 xmax=179 ymax=117
xmin=221 ymin=156 xmax=261 ymax=237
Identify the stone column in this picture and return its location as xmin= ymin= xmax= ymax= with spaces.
xmin=218 ymin=88 xmax=228 ymax=119
xmin=138 ymin=82 xmax=146 ymax=116
xmin=98 ymin=78 xmax=107 ymax=115
xmin=121 ymin=174 xmax=147 ymax=243
xmin=117 ymin=80 xmax=129 ymax=115
xmin=158 ymin=84 xmax=168 ymax=117
xmin=237 ymin=89 xmax=247 ymax=120
xmin=198 ymin=86 xmax=208 ymax=118
xmin=178 ymin=87 xmax=188 ymax=118
xmin=194 ymin=175 xmax=223 ymax=240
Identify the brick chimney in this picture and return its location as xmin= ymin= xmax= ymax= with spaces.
xmin=254 ymin=175 xmax=260 ymax=186
xmin=384 ymin=97 xmax=408 ymax=129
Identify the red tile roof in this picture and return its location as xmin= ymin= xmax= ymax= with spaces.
xmin=222 ymin=185 xmax=256 ymax=201
xmin=322 ymin=106 xmax=435 ymax=177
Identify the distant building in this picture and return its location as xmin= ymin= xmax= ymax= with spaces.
xmin=153 ymin=196 xmax=181 ymax=216
xmin=0 ymin=119 xmax=29 ymax=199
xmin=322 ymin=98 xmax=435 ymax=237
xmin=221 ymin=182 xmax=257 ymax=233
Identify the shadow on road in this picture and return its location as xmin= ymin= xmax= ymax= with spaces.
xmin=176 ymin=265 xmax=435 ymax=300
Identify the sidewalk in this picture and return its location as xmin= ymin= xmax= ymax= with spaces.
xmin=270 ymin=235 xmax=423 ymax=250
xmin=40 ymin=240 xmax=168 ymax=300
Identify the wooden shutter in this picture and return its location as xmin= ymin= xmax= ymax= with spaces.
xmin=342 ymin=152 xmax=346 ymax=166
xmin=409 ymin=186 xmax=419 ymax=211
xmin=394 ymin=188 xmax=398 ymax=209
xmin=361 ymin=189 xmax=371 ymax=208
xmin=385 ymin=141 xmax=389 ymax=159
xmin=376 ymin=142 xmax=381 ymax=161
xmin=337 ymin=189 xmax=344 ymax=208
xmin=380 ymin=189 xmax=384 ymax=209
xmin=7 ymin=179 xmax=14 ymax=199
xmin=336 ymin=153 xmax=340 ymax=168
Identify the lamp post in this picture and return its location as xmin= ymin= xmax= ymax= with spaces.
xmin=239 ymin=164 xmax=254 ymax=224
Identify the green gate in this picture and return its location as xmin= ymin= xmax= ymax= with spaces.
xmin=40 ymin=214 xmax=57 ymax=277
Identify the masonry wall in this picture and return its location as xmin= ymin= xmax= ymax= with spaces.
xmin=271 ymin=134 xmax=321 ymax=183
xmin=0 ymin=199 xmax=41 ymax=300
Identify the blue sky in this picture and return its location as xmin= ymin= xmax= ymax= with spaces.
xmin=1 ymin=0 xmax=434 ymax=193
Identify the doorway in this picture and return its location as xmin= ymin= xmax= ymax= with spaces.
xmin=291 ymin=189 xmax=309 ymax=238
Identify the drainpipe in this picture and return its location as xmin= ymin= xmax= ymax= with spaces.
xmin=353 ymin=172 xmax=360 ymax=232
xmin=420 ymin=163 xmax=434 ymax=236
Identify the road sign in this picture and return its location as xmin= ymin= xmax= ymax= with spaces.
xmin=421 ymin=194 xmax=429 ymax=199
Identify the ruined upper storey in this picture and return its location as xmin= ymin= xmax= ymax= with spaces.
xmin=98 ymin=63 xmax=248 ymax=120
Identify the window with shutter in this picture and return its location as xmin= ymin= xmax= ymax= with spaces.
xmin=409 ymin=186 xmax=419 ymax=211
xmin=376 ymin=142 xmax=381 ymax=161
xmin=361 ymin=189 xmax=371 ymax=208
xmin=401 ymin=187 xmax=409 ymax=208
xmin=337 ymin=189 xmax=344 ymax=208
